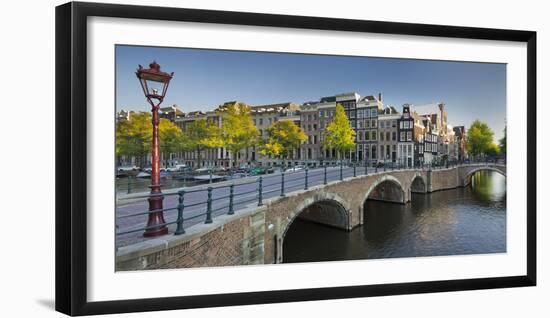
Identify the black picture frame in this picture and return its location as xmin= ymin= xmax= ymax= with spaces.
xmin=55 ymin=1 xmax=537 ymax=316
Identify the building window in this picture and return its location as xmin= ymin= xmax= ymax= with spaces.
xmin=407 ymin=131 xmax=412 ymax=141
xmin=392 ymin=132 xmax=396 ymax=141
xmin=386 ymin=132 xmax=390 ymax=141
xmin=392 ymin=120 xmax=397 ymax=128
xmin=372 ymin=119 xmax=377 ymax=128
xmin=259 ymin=118 xmax=263 ymax=125
xmin=400 ymin=132 xmax=405 ymax=141
xmin=365 ymin=131 xmax=370 ymax=140
xmin=380 ymin=121 xmax=385 ymax=129
xmin=372 ymin=131 xmax=377 ymax=140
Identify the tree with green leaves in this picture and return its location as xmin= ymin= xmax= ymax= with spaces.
xmin=466 ymin=119 xmax=494 ymax=157
xmin=259 ymin=120 xmax=307 ymax=163
xmin=181 ymin=119 xmax=223 ymax=167
xmin=486 ymin=143 xmax=501 ymax=158
xmin=159 ymin=118 xmax=184 ymax=167
xmin=323 ymin=103 xmax=356 ymax=161
xmin=499 ymin=125 xmax=506 ymax=155
xmin=218 ymin=102 xmax=259 ymax=167
xmin=116 ymin=112 xmax=184 ymax=167
xmin=116 ymin=112 xmax=152 ymax=167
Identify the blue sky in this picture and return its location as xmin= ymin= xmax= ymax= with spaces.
xmin=116 ymin=45 xmax=506 ymax=140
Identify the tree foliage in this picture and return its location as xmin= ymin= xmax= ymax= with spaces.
xmin=116 ymin=112 xmax=184 ymax=166
xmin=116 ymin=112 xmax=152 ymax=166
xmin=466 ymin=119 xmax=494 ymax=156
xmin=159 ymin=118 xmax=184 ymax=157
xmin=259 ymin=120 xmax=307 ymax=159
xmin=218 ymin=102 xmax=258 ymax=165
xmin=322 ymin=103 xmax=356 ymax=158
xmin=499 ymin=125 xmax=506 ymax=155
xmin=486 ymin=143 xmax=501 ymax=157
xmin=181 ymin=119 xmax=223 ymax=167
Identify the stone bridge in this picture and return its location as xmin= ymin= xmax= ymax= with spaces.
xmin=116 ymin=164 xmax=506 ymax=270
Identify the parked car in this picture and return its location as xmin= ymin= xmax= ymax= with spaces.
xmin=250 ymin=166 xmax=274 ymax=175
xmin=285 ymin=165 xmax=305 ymax=172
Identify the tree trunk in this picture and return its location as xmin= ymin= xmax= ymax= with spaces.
xmin=196 ymin=148 xmax=202 ymax=168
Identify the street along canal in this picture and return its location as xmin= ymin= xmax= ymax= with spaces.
xmin=283 ymin=170 xmax=506 ymax=263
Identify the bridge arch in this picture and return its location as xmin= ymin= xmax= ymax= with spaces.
xmin=362 ymin=175 xmax=407 ymax=205
xmin=411 ymin=174 xmax=427 ymax=193
xmin=463 ymin=166 xmax=506 ymax=186
xmin=279 ymin=193 xmax=351 ymax=263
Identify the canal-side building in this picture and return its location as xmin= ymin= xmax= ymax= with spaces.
xmin=313 ymin=99 xmax=337 ymax=164
xmin=377 ymin=105 xmax=399 ymax=163
xmin=356 ymin=94 xmax=383 ymax=165
xmin=277 ymin=106 xmax=302 ymax=167
xmin=159 ymin=105 xmax=185 ymax=122
xmin=398 ymin=104 xmax=415 ymax=167
xmin=453 ymin=125 xmax=467 ymax=161
xmin=299 ymin=102 xmax=321 ymax=167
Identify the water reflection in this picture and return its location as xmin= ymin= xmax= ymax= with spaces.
xmin=283 ymin=171 xmax=506 ymax=263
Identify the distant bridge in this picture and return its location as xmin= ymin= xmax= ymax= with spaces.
xmin=116 ymin=163 xmax=505 ymax=270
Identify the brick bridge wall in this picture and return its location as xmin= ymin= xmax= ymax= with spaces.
xmin=116 ymin=164 xmax=505 ymax=270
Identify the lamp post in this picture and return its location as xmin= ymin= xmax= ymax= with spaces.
xmin=136 ymin=61 xmax=174 ymax=237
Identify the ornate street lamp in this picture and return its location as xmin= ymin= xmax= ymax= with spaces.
xmin=136 ymin=61 xmax=174 ymax=237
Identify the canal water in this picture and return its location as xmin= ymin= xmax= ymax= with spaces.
xmin=283 ymin=171 xmax=506 ymax=263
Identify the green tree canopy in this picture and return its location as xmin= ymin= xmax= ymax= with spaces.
xmin=159 ymin=118 xmax=184 ymax=158
xmin=486 ymin=143 xmax=501 ymax=157
xmin=181 ymin=118 xmax=223 ymax=167
xmin=466 ymin=119 xmax=494 ymax=156
xmin=499 ymin=125 xmax=506 ymax=155
xmin=116 ymin=112 xmax=152 ymax=167
xmin=218 ymin=102 xmax=258 ymax=166
xmin=323 ymin=103 xmax=356 ymax=159
xmin=259 ymin=120 xmax=307 ymax=159
xmin=116 ymin=112 xmax=183 ymax=167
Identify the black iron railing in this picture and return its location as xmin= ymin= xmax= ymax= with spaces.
xmin=115 ymin=158 xmax=505 ymax=244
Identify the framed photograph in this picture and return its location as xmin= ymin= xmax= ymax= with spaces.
xmin=55 ymin=1 xmax=536 ymax=316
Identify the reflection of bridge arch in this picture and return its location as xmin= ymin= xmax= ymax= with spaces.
xmin=464 ymin=167 xmax=506 ymax=186
xmin=362 ymin=175 xmax=407 ymax=205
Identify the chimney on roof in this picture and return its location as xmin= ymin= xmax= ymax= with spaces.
xmin=378 ymin=92 xmax=383 ymax=102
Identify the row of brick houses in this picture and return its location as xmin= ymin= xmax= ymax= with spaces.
xmin=117 ymin=91 xmax=468 ymax=168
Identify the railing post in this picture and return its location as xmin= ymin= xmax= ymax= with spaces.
xmin=228 ymin=184 xmax=235 ymax=214
xmin=127 ymin=176 xmax=132 ymax=194
xmin=304 ymin=167 xmax=309 ymax=190
xmin=340 ymin=160 xmax=343 ymax=180
xmin=384 ymin=158 xmax=386 ymax=172
xmin=174 ymin=190 xmax=186 ymax=235
xmin=353 ymin=162 xmax=356 ymax=177
xmin=280 ymin=172 xmax=285 ymax=197
xmin=209 ymin=169 xmax=213 ymax=184
xmin=324 ymin=165 xmax=327 ymax=185
xmin=258 ymin=177 xmax=263 ymax=206
xmin=205 ymin=187 xmax=213 ymax=224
